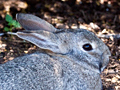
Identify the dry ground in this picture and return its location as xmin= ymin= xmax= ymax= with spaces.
xmin=0 ymin=0 xmax=120 ymax=90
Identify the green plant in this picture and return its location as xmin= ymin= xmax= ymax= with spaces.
xmin=4 ymin=14 xmax=21 ymax=32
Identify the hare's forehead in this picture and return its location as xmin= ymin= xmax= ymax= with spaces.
xmin=76 ymin=31 xmax=104 ymax=47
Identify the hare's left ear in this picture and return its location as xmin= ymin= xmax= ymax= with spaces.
xmin=16 ymin=13 xmax=57 ymax=32
xmin=8 ymin=31 xmax=61 ymax=53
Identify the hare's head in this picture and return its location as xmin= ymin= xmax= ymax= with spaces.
xmin=9 ymin=13 xmax=111 ymax=73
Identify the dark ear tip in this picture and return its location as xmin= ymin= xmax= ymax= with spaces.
xmin=16 ymin=13 xmax=21 ymax=21
xmin=16 ymin=13 xmax=25 ymax=21
xmin=16 ymin=13 xmax=19 ymax=19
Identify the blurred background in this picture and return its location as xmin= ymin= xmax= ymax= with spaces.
xmin=0 ymin=0 xmax=120 ymax=90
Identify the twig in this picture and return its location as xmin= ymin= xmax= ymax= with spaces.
xmin=97 ymin=34 xmax=120 ymax=39
xmin=81 ymin=10 xmax=88 ymax=22
xmin=113 ymin=15 xmax=117 ymax=24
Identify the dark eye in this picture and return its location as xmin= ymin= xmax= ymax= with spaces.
xmin=83 ymin=43 xmax=93 ymax=51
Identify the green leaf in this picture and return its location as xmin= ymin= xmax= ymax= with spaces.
xmin=11 ymin=20 xmax=17 ymax=26
xmin=5 ymin=14 xmax=13 ymax=22
xmin=4 ymin=27 xmax=10 ymax=32
xmin=8 ymin=22 xmax=12 ymax=26
xmin=14 ymin=22 xmax=21 ymax=28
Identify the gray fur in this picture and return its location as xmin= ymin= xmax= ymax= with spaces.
xmin=1 ymin=13 xmax=111 ymax=90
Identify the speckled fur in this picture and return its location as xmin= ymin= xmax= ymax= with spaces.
xmin=0 ymin=53 xmax=102 ymax=90
xmin=0 ymin=14 xmax=111 ymax=90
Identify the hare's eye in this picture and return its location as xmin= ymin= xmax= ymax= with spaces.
xmin=83 ymin=44 xmax=93 ymax=51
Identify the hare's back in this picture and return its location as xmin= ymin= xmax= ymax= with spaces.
xmin=0 ymin=53 xmax=102 ymax=90
xmin=0 ymin=53 xmax=62 ymax=90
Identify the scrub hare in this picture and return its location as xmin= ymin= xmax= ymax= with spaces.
xmin=0 ymin=13 xmax=111 ymax=90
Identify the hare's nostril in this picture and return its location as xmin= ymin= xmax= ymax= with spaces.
xmin=83 ymin=43 xmax=93 ymax=51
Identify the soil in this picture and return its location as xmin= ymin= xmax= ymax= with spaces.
xmin=0 ymin=0 xmax=120 ymax=90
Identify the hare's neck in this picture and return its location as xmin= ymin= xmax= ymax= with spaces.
xmin=50 ymin=53 xmax=100 ymax=74
xmin=71 ymin=55 xmax=101 ymax=74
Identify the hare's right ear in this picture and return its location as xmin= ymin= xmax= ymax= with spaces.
xmin=16 ymin=13 xmax=57 ymax=32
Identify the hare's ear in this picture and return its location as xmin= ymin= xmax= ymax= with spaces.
xmin=16 ymin=13 xmax=56 ymax=32
xmin=8 ymin=31 xmax=61 ymax=53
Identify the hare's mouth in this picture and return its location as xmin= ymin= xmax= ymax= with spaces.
xmin=100 ymin=51 xmax=110 ymax=72
xmin=99 ymin=62 xmax=102 ymax=72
